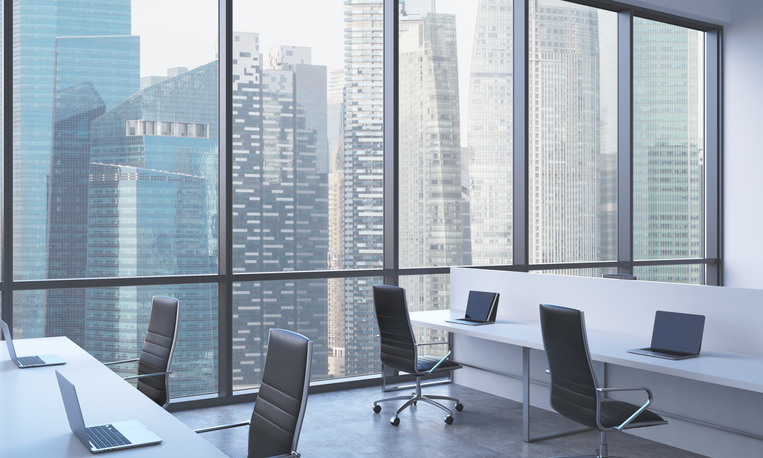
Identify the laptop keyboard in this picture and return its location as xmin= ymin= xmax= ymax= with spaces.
xmin=87 ymin=424 xmax=131 ymax=449
xmin=650 ymin=348 xmax=692 ymax=357
xmin=17 ymin=355 xmax=45 ymax=366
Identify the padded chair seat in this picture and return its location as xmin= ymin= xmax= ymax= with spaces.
xmin=598 ymin=399 xmax=665 ymax=429
xmin=416 ymin=356 xmax=462 ymax=375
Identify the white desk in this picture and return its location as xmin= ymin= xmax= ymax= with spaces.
xmin=0 ymin=336 xmax=227 ymax=458
xmin=411 ymin=309 xmax=763 ymax=448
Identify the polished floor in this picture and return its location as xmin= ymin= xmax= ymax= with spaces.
xmin=173 ymin=384 xmax=708 ymax=458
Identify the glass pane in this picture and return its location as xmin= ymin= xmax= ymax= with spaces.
xmin=231 ymin=1 xmax=359 ymax=274
xmin=14 ymin=285 xmax=218 ymax=398
xmin=14 ymin=1 xmax=219 ymax=281
xmin=232 ymin=276 xmax=381 ymax=391
xmin=397 ymin=0 xmax=514 ymax=269
xmin=528 ymin=1 xmax=618 ymax=264
xmin=633 ymin=18 xmax=705 ymax=283
xmin=634 ymin=264 xmax=704 ymax=285
xmin=397 ymin=2 xmax=471 ymax=268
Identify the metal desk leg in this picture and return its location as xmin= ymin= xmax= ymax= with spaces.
xmin=522 ymin=346 xmax=592 ymax=442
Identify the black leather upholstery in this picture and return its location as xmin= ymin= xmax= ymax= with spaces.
xmin=136 ymin=296 xmax=180 ymax=408
xmin=248 ymin=329 xmax=312 ymax=458
xmin=372 ymin=285 xmax=463 ymax=425
xmin=539 ymin=304 xmax=666 ymax=457
xmin=374 ymin=285 xmax=461 ymax=376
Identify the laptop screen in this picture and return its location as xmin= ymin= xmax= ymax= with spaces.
xmin=650 ymin=310 xmax=705 ymax=354
xmin=464 ymin=291 xmax=499 ymax=322
xmin=1 ymin=320 xmax=19 ymax=362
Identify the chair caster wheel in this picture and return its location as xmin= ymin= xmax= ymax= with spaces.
xmin=455 ymin=403 xmax=464 ymax=412
xmin=390 ymin=417 xmax=400 ymax=426
xmin=373 ymin=405 xmax=382 ymax=413
xmin=444 ymin=416 xmax=454 ymax=425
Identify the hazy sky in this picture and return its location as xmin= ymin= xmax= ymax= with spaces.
xmin=132 ymin=0 xmax=478 ymax=143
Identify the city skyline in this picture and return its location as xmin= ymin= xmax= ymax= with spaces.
xmin=8 ymin=0 xmax=707 ymax=396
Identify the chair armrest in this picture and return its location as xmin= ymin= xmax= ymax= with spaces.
xmin=596 ymin=386 xmax=654 ymax=431
xmin=194 ymin=420 xmax=250 ymax=434
xmin=123 ymin=370 xmax=171 ymax=381
xmin=103 ymin=358 xmax=139 ymax=367
xmin=425 ymin=351 xmax=452 ymax=374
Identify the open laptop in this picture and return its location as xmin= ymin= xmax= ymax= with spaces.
xmin=55 ymin=370 xmax=162 ymax=453
xmin=628 ymin=310 xmax=706 ymax=360
xmin=1 ymin=319 xmax=65 ymax=368
xmin=446 ymin=290 xmax=500 ymax=326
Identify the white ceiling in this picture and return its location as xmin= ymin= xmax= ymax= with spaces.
xmin=615 ymin=0 xmax=763 ymax=26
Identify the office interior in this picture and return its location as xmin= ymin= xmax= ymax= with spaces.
xmin=2 ymin=0 xmax=763 ymax=456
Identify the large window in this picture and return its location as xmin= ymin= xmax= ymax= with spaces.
xmin=0 ymin=0 xmax=721 ymax=406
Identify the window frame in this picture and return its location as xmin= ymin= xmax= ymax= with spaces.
xmin=0 ymin=0 xmax=722 ymax=409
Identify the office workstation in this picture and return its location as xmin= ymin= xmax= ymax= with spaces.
xmin=410 ymin=267 xmax=763 ymax=457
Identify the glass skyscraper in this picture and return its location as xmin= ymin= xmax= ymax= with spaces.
xmin=86 ymin=62 xmax=219 ymax=397
xmin=46 ymin=35 xmax=140 ymax=345
xmin=12 ymin=0 xmax=132 ymax=282
xmin=398 ymin=11 xmax=462 ymax=346
xmin=467 ymin=0 xmax=514 ymax=267
xmin=340 ymin=0 xmax=385 ymax=376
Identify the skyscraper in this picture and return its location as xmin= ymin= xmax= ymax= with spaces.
xmin=633 ymin=18 xmax=703 ymax=283
xmin=230 ymin=33 xmax=329 ymax=388
xmin=14 ymin=0 xmax=132 ymax=335
xmin=341 ymin=0 xmax=385 ymax=376
xmin=46 ymin=34 xmax=140 ymax=345
xmin=398 ymin=10 xmax=462 ymax=343
xmin=87 ymin=62 xmax=220 ymax=397
xmin=467 ymin=0 xmax=514 ymax=266
xmin=527 ymin=1 xmax=605 ymax=265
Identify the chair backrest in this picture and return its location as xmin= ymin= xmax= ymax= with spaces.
xmin=538 ymin=303 xmax=600 ymax=429
xmin=249 ymin=329 xmax=313 ymax=458
xmin=372 ymin=285 xmax=418 ymax=374
xmin=137 ymin=296 xmax=180 ymax=409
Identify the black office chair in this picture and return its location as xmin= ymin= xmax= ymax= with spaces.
xmin=196 ymin=329 xmax=313 ymax=458
xmin=371 ymin=284 xmax=464 ymax=426
xmin=105 ymin=295 xmax=180 ymax=409
xmin=539 ymin=304 xmax=667 ymax=458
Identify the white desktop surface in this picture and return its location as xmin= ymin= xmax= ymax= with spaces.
xmin=411 ymin=309 xmax=763 ymax=394
xmin=0 ymin=336 xmax=226 ymax=458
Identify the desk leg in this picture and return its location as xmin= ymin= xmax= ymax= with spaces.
xmin=523 ymin=346 xmax=592 ymax=442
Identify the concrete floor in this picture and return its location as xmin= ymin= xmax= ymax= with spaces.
xmin=173 ymin=384 xmax=708 ymax=458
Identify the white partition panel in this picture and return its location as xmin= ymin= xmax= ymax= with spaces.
xmin=446 ymin=268 xmax=763 ymax=457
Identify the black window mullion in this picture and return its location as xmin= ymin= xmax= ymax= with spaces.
xmin=617 ymin=10 xmax=634 ymax=275
xmin=513 ymin=0 xmax=529 ymax=269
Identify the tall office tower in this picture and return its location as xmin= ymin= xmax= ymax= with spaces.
xmin=467 ymin=0 xmax=513 ymax=266
xmin=87 ymin=62 xmax=219 ymax=397
xmin=230 ymin=33 xmax=329 ymax=388
xmin=13 ymin=0 xmax=132 ymax=335
xmin=342 ymin=0 xmax=384 ymax=376
xmin=398 ymin=11 xmax=462 ymax=342
xmin=326 ymin=68 xmax=346 ymax=378
xmin=633 ymin=19 xmax=703 ymax=284
xmin=45 ymin=35 xmax=140 ymax=346
xmin=527 ymin=1 xmax=603 ymax=265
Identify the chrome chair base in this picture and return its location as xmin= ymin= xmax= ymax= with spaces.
xmin=373 ymin=377 xmax=463 ymax=426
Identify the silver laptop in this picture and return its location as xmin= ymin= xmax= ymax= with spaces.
xmin=1 ymin=319 xmax=65 ymax=368
xmin=446 ymin=290 xmax=500 ymax=326
xmin=628 ymin=311 xmax=706 ymax=360
xmin=55 ymin=371 xmax=162 ymax=453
